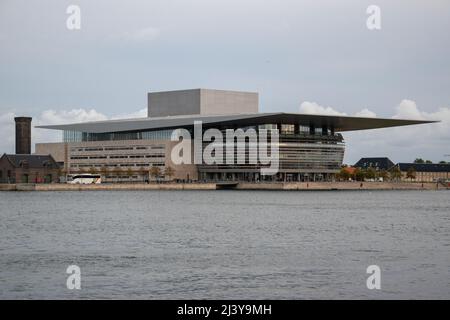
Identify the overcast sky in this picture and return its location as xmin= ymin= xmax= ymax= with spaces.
xmin=1 ymin=0 xmax=449 ymax=163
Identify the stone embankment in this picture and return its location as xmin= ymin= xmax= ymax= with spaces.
xmin=0 ymin=181 xmax=446 ymax=191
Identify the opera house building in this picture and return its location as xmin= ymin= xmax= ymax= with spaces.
xmin=35 ymin=89 xmax=433 ymax=182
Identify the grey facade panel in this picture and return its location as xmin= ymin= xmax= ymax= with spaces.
xmin=199 ymin=89 xmax=258 ymax=115
xmin=148 ymin=89 xmax=201 ymax=117
xmin=147 ymin=89 xmax=258 ymax=117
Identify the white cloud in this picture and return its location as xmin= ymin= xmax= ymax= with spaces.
xmin=299 ymin=101 xmax=377 ymax=118
xmin=354 ymin=108 xmax=377 ymax=118
xmin=38 ymin=109 xmax=108 ymax=125
xmin=299 ymin=101 xmax=347 ymax=116
xmin=392 ymin=99 xmax=424 ymax=120
xmin=111 ymin=108 xmax=147 ymax=120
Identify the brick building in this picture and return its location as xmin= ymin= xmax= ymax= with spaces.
xmin=0 ymin=154 xmax=60 ymax=183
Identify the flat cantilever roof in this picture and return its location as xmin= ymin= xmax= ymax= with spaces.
xmin=35 ymin=112 xmax=437 ymax=133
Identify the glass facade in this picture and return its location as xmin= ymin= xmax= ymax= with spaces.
xmin=281 ymin=124 xmax=295 ymax=134
xmin=63 ymin=129 xmax=174 ymax=142
xmin=63 ymin=130 xmax=83 ymax=142
xmin=62 ymin=122 xmax=345 ymax=182
xmin=299 ymin=125 xmax=309 ymax=134
xmin=197 ymin=124 xmax=345 ymax=182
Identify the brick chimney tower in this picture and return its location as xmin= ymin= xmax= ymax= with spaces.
xmin=15 ymin=117 xmax=32 ymax=154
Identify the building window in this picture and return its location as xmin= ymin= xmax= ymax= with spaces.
xmin=63 ymin=130 xmax=83 ymax=142
xmin=299 ymin=125 xmax=309 ymax=134
xmin=64 ymin=129 xmax=174 ymax=142
xmin=281 ymin=124 xmax=295 ymax=135
xmin=258 ymin=124 xmax=277 ymax=131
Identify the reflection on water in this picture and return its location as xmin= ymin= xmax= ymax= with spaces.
xmin=0 ymin=190 xmax=449 ymax=299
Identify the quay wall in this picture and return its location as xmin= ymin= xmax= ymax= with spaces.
xmin=0 ymin=182 xmax=446 ymax=191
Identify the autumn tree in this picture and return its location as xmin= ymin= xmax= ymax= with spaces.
xmin=126 ymin=167 xmax=134 ymax=181
xmin=149 ymin=166 xmax=161 ymax=182
xmin=138 ymin=166 xmax=148 ymax=182
xmin=406 ymin=167 xmax=416 ymax=181
xmin=354 ymin=168 xmax=365 ymax=181
xmin=100 ymin=165 xmax=109 ymax=180
xmin=164 ymin=166 xmax=175 ymax=181
xmin=113 ymin=167 xmax=123 ymax=183
xmin=338 ymin=167 xmax=350 ymax=181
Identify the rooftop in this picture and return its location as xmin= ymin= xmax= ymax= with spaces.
xmin=354 ymin=157 xmax=395 ymax=170
xmin=1 ymin=154 xmax=59 ymax=169
xmin=36 ymin=112 xmax=437 ymax=134
xmin=396 ymin=163 xmax=450 ymax=172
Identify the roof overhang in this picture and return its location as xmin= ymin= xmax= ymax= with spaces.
xmin=35 ymin=112 xmax=437 ymax=134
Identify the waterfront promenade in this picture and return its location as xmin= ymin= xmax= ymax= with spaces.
xmin=0 ymin=181 xmax=447 ymax=191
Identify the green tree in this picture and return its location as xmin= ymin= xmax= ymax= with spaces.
xmin=389 ymin=166 xmax=402 ymax=181
xmin=365 ymin=167 xmax=376 ymax=180
xmin=425 ymin=160 xmax=433 ymax=164
xmin=414 ymin=158 xmax=425 ymax=164
xmin=354 ymin=168 xmax=365 ymax=181
xmin=439 ymin=160 xmax=448 ymax=164
xmin=164 ymin=166 xmax=175 ymax=181
xmin=406 ymin=167 xmax=416 ymax=181
xmin=378 ymin=169 xmax=389 ymax=181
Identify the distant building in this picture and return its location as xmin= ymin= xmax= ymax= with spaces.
xmin=354 ymin=157 xmax=395 ymax=171
xmin=0 ymin=154 xmax=60 ymax=183
xmin=394 ymin=163 xmax=450 ymax=182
